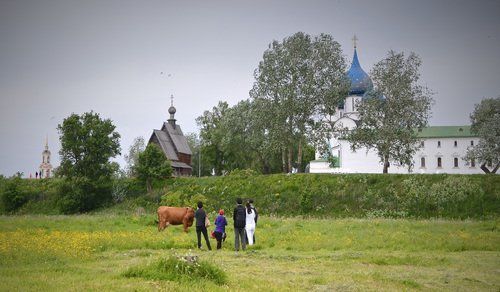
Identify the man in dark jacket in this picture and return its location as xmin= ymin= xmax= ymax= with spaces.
xmin=195 ymin=201 xmax=211 ymax=250
xmin=233 ymin=197 xmax=246 ymax=251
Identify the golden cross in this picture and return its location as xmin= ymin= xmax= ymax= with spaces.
xmin=170 ymin=94 xmax=174 ymax=106
xmin=352 ymin=34 xmax=358 ymax=48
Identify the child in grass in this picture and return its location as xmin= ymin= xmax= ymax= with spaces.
xmin=214 ymin=209 xmax=228 ymax=249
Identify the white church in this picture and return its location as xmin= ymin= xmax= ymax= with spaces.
xmin=309 ymin=41 xmax=483 ymax=174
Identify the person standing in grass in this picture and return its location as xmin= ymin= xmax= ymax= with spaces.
xmin=195 ymin=201 xmax=212 ymax=250
xmin=233 ymin=197 xmax=246 ymax=251
xmin=245 ymin=202 xmax=256 ymax=246
xmin=247 ymin=198 xmax=258 ymax=244
xmin=214 ymin=209 xmax=228 ymax=249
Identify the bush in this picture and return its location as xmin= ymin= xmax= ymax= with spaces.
xmin=56 ymin=176 xmax=113 ymax=214
xmin=123 ymin=254 xmax=227 ymax=285
xmin=1 ymin=176 xmax=27 ymax=213
xmin=2 ymin=173 xmax=499 ymax=219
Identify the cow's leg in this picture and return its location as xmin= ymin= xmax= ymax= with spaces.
xmin=158 ymin=215 xmax=170 ymax=232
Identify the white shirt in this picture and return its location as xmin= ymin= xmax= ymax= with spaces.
xmin=245 ymin=209 xmax=255 ymax=227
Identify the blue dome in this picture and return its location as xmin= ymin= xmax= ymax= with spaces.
xmin=346 ymin=48 xmax=372 ymax=96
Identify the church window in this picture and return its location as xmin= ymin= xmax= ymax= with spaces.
xmin=420 ymin=141 xmax=424 ymax=148
xmin=454 ymin=157 xmax=459 ymax=168
xmin=471 ymin=158 xmax=475 ymax=167
xmin=437 ymin=157 xmax=442 ymax=168
xmin=420 ymin=157 xmax=425 ymax=168
xmin=437 ymin=141 xmax=441 ymax=148
xmin=454 ymin=140 xmax=458 ymax=147
xmin=470 ymin=140 xmax=474 ymax=146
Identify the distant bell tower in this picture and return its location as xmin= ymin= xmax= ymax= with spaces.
xmin=39 ymin=136 xmax=53 ymax=178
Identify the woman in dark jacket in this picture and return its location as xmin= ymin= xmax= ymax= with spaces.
xmin=194 ymin=201 xmax=212 ymax=250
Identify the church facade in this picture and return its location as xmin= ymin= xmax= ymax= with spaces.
xmin=309 ymin=42 xmax=483 ymax=174
xmin=148 ymin=96 xmax=193 ymax=176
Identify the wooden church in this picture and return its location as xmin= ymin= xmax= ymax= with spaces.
xmin=148 ymin=95 xmax=192 ymax=176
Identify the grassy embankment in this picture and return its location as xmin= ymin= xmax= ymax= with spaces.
xmin=1 ymin=212 xmax=498 ymax=291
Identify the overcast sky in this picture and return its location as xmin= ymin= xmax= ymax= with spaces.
xmin=1 ymin=0 xmax=499 ymax=177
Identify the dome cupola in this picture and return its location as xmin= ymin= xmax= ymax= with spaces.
xmin=346 ymin=36 xmax=372 ymax=96
xmin=167 ymin=94 xmax=177 ymax=128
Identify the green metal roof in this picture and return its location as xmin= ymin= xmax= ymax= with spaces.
xmin=416 ymin=126 xmax=475 ymax=138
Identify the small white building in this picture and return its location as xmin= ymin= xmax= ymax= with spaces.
xmin=309 ymin=41 xmax=483 ymax=174
xmin=321 ymin=126 xmax=481 ymax=174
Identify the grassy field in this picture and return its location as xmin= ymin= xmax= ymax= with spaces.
xmin=0 ymin=212 xmax=499 ymax=291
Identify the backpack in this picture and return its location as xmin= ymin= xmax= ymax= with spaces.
xmin=234 ymin=205 xmax=246 ymax=228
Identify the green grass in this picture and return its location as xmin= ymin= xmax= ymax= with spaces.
xmin=0 ymin=214 xmax=499 ymax=291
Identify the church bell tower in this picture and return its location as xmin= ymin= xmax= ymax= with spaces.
xmin=39 ymin=136 xmax=53 ymax=178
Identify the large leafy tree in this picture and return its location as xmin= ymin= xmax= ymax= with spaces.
xmin=196 ymin=99 xmax=285 ymax=175
xmin=250 ymin=32 xmax=349 ymax=173
xmin=465 ymin=97 xmax=500 ymax=173
xmin=347 ymin=51 xmax=433 ymax=173
xmin=57 ymin=111 xmax=121 ymax=212
xmin=134 ymin=143 xmax=172 ymax=192
xmin=58 ymin=111 xmax=121 ymax=179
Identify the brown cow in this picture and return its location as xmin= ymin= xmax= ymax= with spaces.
xmin=157 ymin=206 xmax=195 ymax=232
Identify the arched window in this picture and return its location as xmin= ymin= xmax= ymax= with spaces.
xmin=437 ymin=157 xmax=442 ymax=168
xmin=454 ymin=140 xmax=458 ymax=147
xmin=420 ymin=157 xmax=425 ymax=168
xmin=454 ymin=157 xmax=459 ymax=168
xmin=437 ymin=141 xmax=441 ymax=148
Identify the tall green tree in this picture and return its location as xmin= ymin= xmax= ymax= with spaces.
xmin=196 ymin=99 xmax=284 ymax=175
xmin=134 ymin=143 xmax=172 ymax=192
xmin=196 ymin=101 xmax=230 ymax=176
xmin=347 ymin=51 xmax=433 ymax=173
xmin=185 ymin=132 xmax=212 ymax=177
xmin=250 ymin=32 xmax=348 ymax=172
xmin=124 ymin=136 xmax=145 ymax=177
xmin=465 ymin=96 xmax=500 ymax=173
xmin=57 ymin=111 xmax=121 ymax=213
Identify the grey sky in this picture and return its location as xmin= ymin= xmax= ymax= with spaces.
xmin=1 ymin=0 xmax=499 ymax=177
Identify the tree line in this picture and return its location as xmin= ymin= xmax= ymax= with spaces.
xmin=3 ymin=32 xmax=498 ymax=214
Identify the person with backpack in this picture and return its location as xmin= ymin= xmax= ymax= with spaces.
xmin=233 ymin=197 xmax=246 ymax=251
